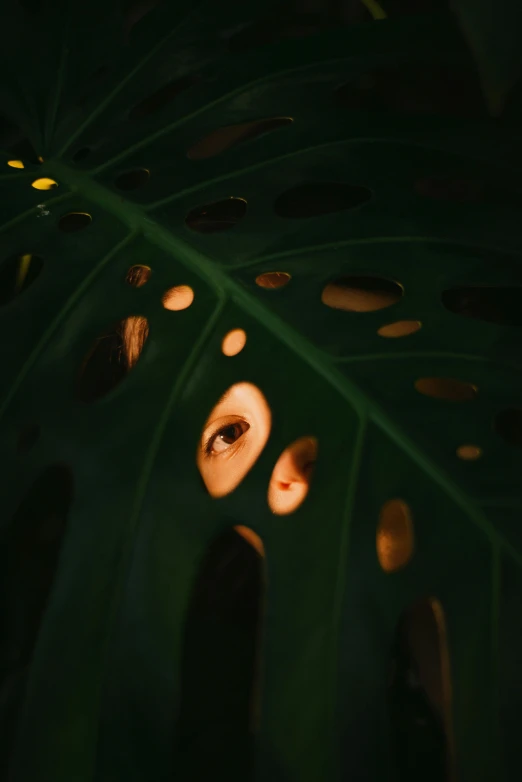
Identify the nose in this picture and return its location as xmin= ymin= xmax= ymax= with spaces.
xmin=268 ymin=436 xmax=317 ymax=515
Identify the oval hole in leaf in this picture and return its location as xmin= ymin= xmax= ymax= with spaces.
xmin=129 ymin=74 xmax=199 ymax=120
xmin=162 ymin=285 xmax=194 ymax=311
xmin=336 ymin=63 xmax=486 ymax=118
xmin=187 ymin=117 xmax=293 ymax=161
xmin=228 ymin=11 xmax=337 ymax=53
xmin=441 ymin=286 xmax=522 ymax=327
xmin=114 ymin=168 xmax=150 ymax=191
xmin=322 ymin=276 xmax=403 ymax=312
xmin=268 ymin=436 xmax=318 ymax=516
xmin=179 ymin=527 xmax=263 ymax=769
xmin=59 ymin=212 xmax=92 ymax=233
xmin=7 ymin=160 xmax=24 ymax=169
xmin=76 ymin=316 xmax=149 ymax=402
xmin=0 ymin=253 xmax=43 ymax=306
xmin=17 ymin=423 xmax=41 ymax=453
xmin=186 ymin=198 xmax=247 ymax=233
xmin=456 ymin=444 xmax=482 ymax=461
xmin=255 ymin=272 xmax=291 ymax=289
xmin=495 ymin=408 xmax=522 ymax=447
xmin=72 ymin=147 xmax=91 ymax=163
xmin=378 ymin=320 xmax=421 ymax=338
xmin=234 ymin=525 xmax=264 ymax=557
xmin=31 ymin=178 xmax=58 ymax=191
xmin=3 ymin=464 xmax=73 ymax=668
xmin=388 ymin=598 xmax=454 ymax=779
xmin=124 ymin=0 xmax=162 ymax=40
xmin=18 ymin=0 xmax=43 ymax=12
xmin=415 ymin=176 xmax=485 ymax=202
xmin=415 ymin=377 xmax=477 ymax=402
xmin=197 ymin=383 xmax=271 ymax=498
xmin=274 ymin=182 xmax=372 ymax=219
xmin=376 ymin=499 xmax=414 ymax=573
xmin=222 ymin=329 xmax=247 ymax=357
xmin=126 ymin=264 xmax=151 ymax=288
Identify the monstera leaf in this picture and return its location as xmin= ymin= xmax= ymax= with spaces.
xmin=0 ymin=1 xmax=521 ymax=781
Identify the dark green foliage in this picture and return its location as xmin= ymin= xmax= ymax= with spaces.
xmin=0 ymin=1 xmax=521 ymax=781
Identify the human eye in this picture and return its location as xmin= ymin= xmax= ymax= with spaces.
xmin=204 ymin=419 xmax=250 ymax=456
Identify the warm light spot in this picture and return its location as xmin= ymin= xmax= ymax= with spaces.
xmin=31 ymin=177 xmax=58 ymax=191
xmin=322 ymin=276 xmax=403 ymax=312
xmin=234 ymin=525 xmax=264 ymax=556
xmin=162 ymin=285 xmax=194 ymax=311
xmin=197 ymin=382 xmax=272 ymax=498
xmin=255 ymin=272 xmax=291 ymax=289
xmin=7 ymin=160 xmax=24 ymax=169
xmin=378 ymin=320 xmax=422 ymax=338
xmin=222 ymin=328 xmax=247 ymax=357
xmin=377 ymin=499 xmax=414 ymax=573
xmin=456 ymin=444 xmax=482 ymax=461
xmin=126 ymin=265 xmax=151 ymax=288
xmin=268 ymin=436 xmax=318 ymax=516
xmin=38 ymin=156 xmax=44 ymax=163
xmin=187 ymin=117 xmax=293 ymax=160
xmin=415 ymin=377 xmax=477 ymax=402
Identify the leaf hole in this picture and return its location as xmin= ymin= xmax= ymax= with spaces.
xmin=268 ymin=436 xmax=318 ymax=516
xmin=179 ymin=527 xmax=263 ymax=771
xmin=322 ymin=276 xmax=403 ymax=312
xmin=124 ymin=0 xmax=162 ymax=40
xmin=415 ymin=176 xmax=485 ymax=202
xmin=255 ymin=272 xmax=291 ymax=289
xmin=197 ymin=383 xmax=271 ymax=498
xmin=31 ymin=178 xmax=58 ymax=191
xmin=76 ymin=316 xmax=149 ymax=402
xmin=129 ymin=75 xmax=200 ymax=120
xmin=378 ymin=320 xmax=421 ymax=338
xmin=222 ymin=329 xmax=247 ymax=357
xmin=7 ymin=160 xmax=24 ymax=169
xmin=415 ymin=377 xmax=477 ymax=402
xmin=114 ymin=168 xmax=150 ymax=191
xmin=2 ymin=465 xmax=73 ymax=670
xmin=274 ymin=182 xmax=372 ymax=219
xmin=126 ymin=264 xmax=151 ymax=288
xmin=162 ymin=285 xmax=194 ymax=311
xmin=17 ymin=423 xmax=41 ymax=453
xmin=389 ymin=598 xmax=454 ymax=779
xmin=0 ymin=253 xmax=43 ymax=306
xmin=336 ymin=63 xmax=486 ymax=118
xmin=58 ymin=212 xmax=92 ymax=233
xmin=495 ymin=409 xmax=522 ymax=447
xmin=17 ymin=0 xmax=43 ymax=12
xmin=187 ymin=117 xmax=293 ymax=160
xmin=185 ymin=198 xmax=247 ymax=233
xmin=441 ymin=286 xmax=522 ymax=327
xmin=377 ymin=499 xmax=414 ymax=573
xmin=456 ymin=444 xmax=482 ymax=461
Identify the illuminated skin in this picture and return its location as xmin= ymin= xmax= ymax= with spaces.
xmin=197 ymin=383 xmax=317 ymax=554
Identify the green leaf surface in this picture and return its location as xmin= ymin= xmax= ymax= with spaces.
xmin=0 ymin=2 xmax=521 ymax=781
xmin=451 ymin=0 xmax=522 ymax=115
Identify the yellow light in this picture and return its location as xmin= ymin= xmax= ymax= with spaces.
xmin=7 ymin=160 xmax=24 ymax=169
xmin=31 ymin=177 xmax=58 ymax=191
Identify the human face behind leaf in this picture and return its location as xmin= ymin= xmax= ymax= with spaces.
xmin=197 ymin=383 xmax=317 ymax=554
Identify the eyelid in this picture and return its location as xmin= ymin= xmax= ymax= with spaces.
xmin=202 ymin=416 xmax=250 ymax=455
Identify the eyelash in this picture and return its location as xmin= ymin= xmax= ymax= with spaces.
xmin=204 ymin=421 xmax=249 ymax=456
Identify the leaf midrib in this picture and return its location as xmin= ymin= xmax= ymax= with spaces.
xmin=13 ymin=159 xmax=521 ymax=568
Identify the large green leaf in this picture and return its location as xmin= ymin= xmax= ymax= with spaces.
xmin=450 ymin=0 xmax=522 ymax=115
xmin=0 ymin=1 xmax=521 ymax=781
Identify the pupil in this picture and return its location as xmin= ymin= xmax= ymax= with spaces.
xmin=220 ymin=425 xmax=239 ymax=444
